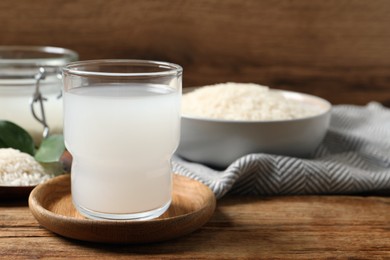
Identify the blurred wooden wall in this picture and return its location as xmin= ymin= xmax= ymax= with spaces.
xmin=1 ymin=0 xmax=390 ymax=105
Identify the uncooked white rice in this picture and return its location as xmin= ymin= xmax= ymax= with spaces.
xmin=0 ymin=148 xmax=54 ymax=186
xmin=182 ymin=83 xmax=318 ymax=121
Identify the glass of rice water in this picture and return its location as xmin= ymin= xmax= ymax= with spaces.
xmin=62 ymin=60 xmax=182 ymax=220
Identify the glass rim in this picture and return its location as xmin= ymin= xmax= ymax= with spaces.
xmin=62 ymin=59 xmax=183 ymax=77
xmin=0 ymin=45 xmax=78 ymax=66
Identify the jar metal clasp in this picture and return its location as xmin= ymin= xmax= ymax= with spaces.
xmin=30 ymin=67 xmax=49 ymax=139
xmin=30 ymin=67 xmax=63 ymax=139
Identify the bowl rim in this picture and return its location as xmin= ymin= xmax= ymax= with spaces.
xmin=181 ymin=87 xmax=332 ymax=123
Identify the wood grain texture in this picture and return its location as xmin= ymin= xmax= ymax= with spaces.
xmin=3 ymin=195 xmax=390 ymax=258
xmin=28 ymin=174 xmax=216 ymax=243
xmin=0 ymin=0 xmax=390 ymax=105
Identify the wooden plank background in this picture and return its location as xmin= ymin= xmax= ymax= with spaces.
xmin=1 ymin=0 xmax=390 ymax=105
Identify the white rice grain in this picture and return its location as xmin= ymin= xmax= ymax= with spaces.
xmin=182 ymin=83 xmax=318 ymax=121
xmin=0 ymin=148 xmax=54 ymax=186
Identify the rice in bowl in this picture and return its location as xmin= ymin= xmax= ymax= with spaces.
xmin=178 ymin=83 xmax=331 ymax=167
xmin=182 ymin=83 xmax=321 ymax=121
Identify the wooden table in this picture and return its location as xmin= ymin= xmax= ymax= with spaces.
xmin=2 ymin=194 xmax=390 ymax=259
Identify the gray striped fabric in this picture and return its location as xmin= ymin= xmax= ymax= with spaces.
xmin=172 ymin=102 xmax=390 ymax=199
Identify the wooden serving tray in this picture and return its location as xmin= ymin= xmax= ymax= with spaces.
xmin=28 ymin=174 xmax=216 ymax=244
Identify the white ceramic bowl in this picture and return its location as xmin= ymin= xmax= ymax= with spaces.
xmin=177 ymin=89 xmax=332 ymax=168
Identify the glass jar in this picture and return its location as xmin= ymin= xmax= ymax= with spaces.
xmin=0 ymin=46 xmax=78 ymax=144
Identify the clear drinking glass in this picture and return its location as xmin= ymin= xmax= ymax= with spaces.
xmin=62 ymin=60 xmax=182 ymax=220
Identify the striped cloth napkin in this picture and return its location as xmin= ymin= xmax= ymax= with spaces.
xmin=173 ymin=102 xmax=390 ymax=199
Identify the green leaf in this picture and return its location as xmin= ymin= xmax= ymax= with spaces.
xmin=0 ymin=138 xmax=7 ymax=148
xmin=40 ymin=161 xmax=65 ymax=176
xmin=35 ymin=134 xmax=65 ymax=163
xmin=0 ymin=120 xmax=35 ymax=155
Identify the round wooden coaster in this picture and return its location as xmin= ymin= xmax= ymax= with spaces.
xmin=28 ymin=174 xmax=216 ymax=243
